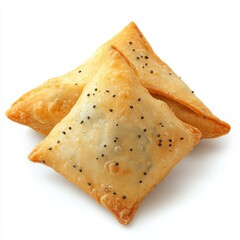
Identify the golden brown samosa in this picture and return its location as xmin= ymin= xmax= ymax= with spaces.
xmin=29 ymin=48 xmax=201 ymax=224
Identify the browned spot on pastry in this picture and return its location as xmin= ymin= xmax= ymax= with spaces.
xmin=104 ymin=161 xmax=122 ymax=175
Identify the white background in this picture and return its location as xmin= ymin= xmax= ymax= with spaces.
xmin=0 ymin=0 xmax=239 ymax=239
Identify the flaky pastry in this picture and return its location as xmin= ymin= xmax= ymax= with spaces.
xmin=29 ymin=48 xmax=201 ymax=224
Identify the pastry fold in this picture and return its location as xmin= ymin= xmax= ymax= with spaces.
xmin=6 ymin=22 xmax=230 ymax=138
xmin=29 ymin=48 xmax=201 ymax=224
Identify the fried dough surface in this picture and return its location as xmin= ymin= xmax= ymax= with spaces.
xmin=29 ymin=48 xmax=201 ymax=224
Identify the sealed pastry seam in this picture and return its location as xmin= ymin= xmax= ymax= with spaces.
xmin=107 ymin=22 xmax=230 ymax=138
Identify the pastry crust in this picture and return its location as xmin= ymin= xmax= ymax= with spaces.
xmin=5 ymin=46 xmax=107 ymax=135
xmin=153 ymin=95 xmax=230 ymax=138
xmin=29 ymin=48 xmax=201 ymax=224
xmin=6 ymin=22 xmax=230 ymax=138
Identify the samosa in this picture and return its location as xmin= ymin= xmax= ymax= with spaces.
xmin=29 ymin=47 xmax=201 ymax=224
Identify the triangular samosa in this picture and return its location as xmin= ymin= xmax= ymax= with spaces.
xmin=29 ymin=48 xmax=201 ymax=224
xmin=6 ymin=22 xmax=230 ymax=138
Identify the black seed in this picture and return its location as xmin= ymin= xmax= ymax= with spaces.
xmin=169 ymin=139 xmax=172 ymax=142
xmin=122 ymin=195 xmax=126 ymax=199
xmin=93 ymin=105 xmax=96 ymax=108
xmin=138 ymin=135 xmax=141 ymax=138
xmin=78 ymin=70 xmax=82 ymax=73
xmin=159 ymin=122 xmax=165 ymax=128
xmin=139 ymin=180 xmax=142 ymax=183
xmin=87 ymin=116 xmax=90 ymax=119
xmin=145 ymin=56 xmax=149 ymax=59
xmin=73 ymin=165 xmax=76 ymax=168
xmin=113 ymin=192 xmax=117 ymax=195
xmin=136 ymin=57 xmax=140 ymax=60
xmin=103 ymin=145 xmax=107 ymax=148
xmin=130 ymin=148 xmax=133 ymax=152
xmin=158 ymin=143 xmax=162 ymax=147
xmin=68 ymin=127 xmax=72 ymax=130
xmin=57 ymin=140 xmax=60 ymax=144
xmin=143 ymin=172 xmax=147 ymax=175
xmin=138 ymin=98 xmax=141 ymax=102
xmin=132 ymin=49 xmax=135 ymax=51
xmin=109 ymin=109 xmax=113 ymax=112
xmin=157 ymin=134 xmax=161 ymax=137
xmin=94 ymin=88 xmax=98 ymax=91
xmin=130 ymin=105 xmax=134 ymax=109
xmin=141 ymin=116 xmax=144 ymax=119
xmin=79 ymin=169 xmax=82 ymax=172
xmin=180 ymin=137 xmax=184 ymax=140
xmin=80 ymin=120 xmax=84 ymax=124
xmin=48 ymin=147 xmax=52 ymax=150
xmin=42 ymin=160 xmax=46 ymax=163
xmin=75 ymin=83 xmax=78 ymax=85
xmin=105 ymin=90 xmax=110 ymax=93
xmin=169 ymin=144 xmax=172 ymax=147
xmin=62 ymin=131 xmax=66 ymax=135
xmin=150 ymin=70 xmax=154 ymax=74
xmin=145 ymin=63 xmax=148 ymax=66
xmin=96 ymin=157 xmax=99 ymax=160
xmin=116 ymin=123 xmax=119 ymax=126
xmin=87 ymin=182 xmax=91 ymax=186
xmin=129 ymin=41 xmax=132 ymax=44
xmin=143 ymin=129 xmax=147 ymax=132
xmin=87 ymin=93 xmax=90 ymax=97
xmin=192 ymin=90 xmax=194 ymax=93
xmin=101 ymin=154 xmax=105 ymax=157
xmin=169 ymin=72 xmax=172 ymax=75
xmin=115 ymin=162 xmax=119 ymax=166
xmin=142 ymin=66 xmax=145 ymax=68
xmin=112 ymin=94 xmax=116 ymax=98
xmin=114 ymin=140 xmax=117 ymax=143
xmin=159 ymin=139 xmax=162 ymax=142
